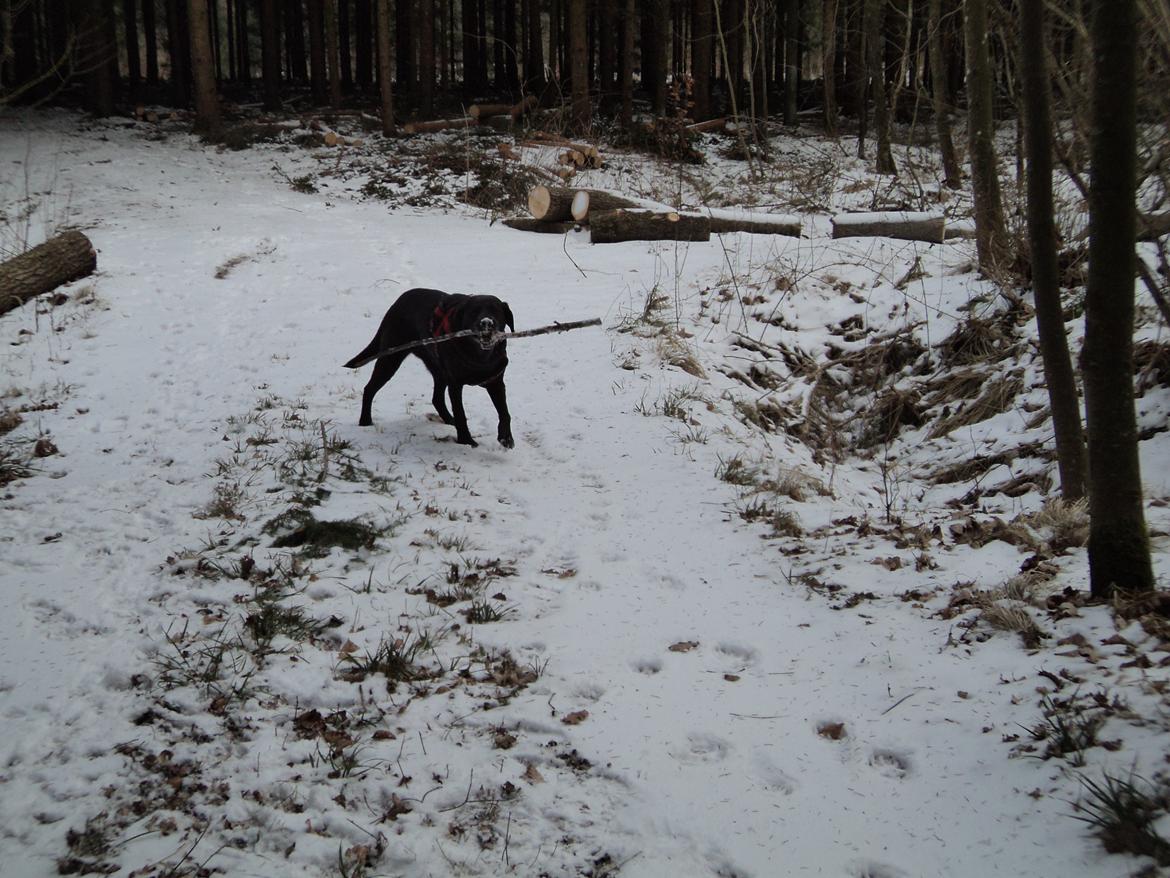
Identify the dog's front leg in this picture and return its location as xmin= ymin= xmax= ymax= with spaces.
xmin=447 ymin=384 xmax=478 ymax=446
xmin=484 ymin=378 xmax=514 ymax=449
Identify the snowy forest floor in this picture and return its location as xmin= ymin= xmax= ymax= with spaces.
xmin=1 ymin=107 xmax=1170 ymax=878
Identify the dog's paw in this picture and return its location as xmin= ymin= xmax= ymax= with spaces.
xmin=456 ymin=435 xmax=479 ymax=447
xmin=498 ymin=433 xmax=515 ymax=450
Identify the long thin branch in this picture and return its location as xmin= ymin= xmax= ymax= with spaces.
xmin=345 ymin=318 xmax=602 ymax=368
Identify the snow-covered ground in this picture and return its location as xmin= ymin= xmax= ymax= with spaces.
xmin=1 ymin=109 xmax=1168 ymax=878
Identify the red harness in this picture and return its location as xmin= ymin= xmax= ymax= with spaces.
xmin=432 ymin=304 xmax=455 ymax=338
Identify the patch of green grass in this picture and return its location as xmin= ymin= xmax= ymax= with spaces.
xmin=338 ymin=633 xmax=436 ymax=691
xmin=462 ymin=600 xmax=515 ymax=624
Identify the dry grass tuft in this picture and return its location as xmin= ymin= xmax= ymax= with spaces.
xmin=939 ymin=314 xmax=1017 ymax=368
xmin=927 ymin=372 xmax=1024 ymax=439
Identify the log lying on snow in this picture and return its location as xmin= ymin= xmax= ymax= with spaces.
xmin=502 ymin=217 xmax=580 ymax=234
xmin=528 ymin=185 xmax=579 ymax=222
xmin=469 ymin=95 xmax=537 ymax=121
xmin=0 ymin=230 xmax=97 ymax=317
xmin=403 ymin=117 xmax=477 ymax=134
xmin=686 ymin=117 xmax=728 ymax=133
xmin=831 ymin=211 xmax=945 ymax=243
xmin=589 ymin=210 xmax=711 ymax=244
xmin=703 ymin=208 xmax=801 ymax=237
xmin=570 ymin=189 xmax=644 ymax=221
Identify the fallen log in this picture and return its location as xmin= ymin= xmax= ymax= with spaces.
xmin=589 ymin=209 xmax=711 ymax=244
xmin=0 ymin=230 xmax=97 ymax=318
xmin=519 ymin=133 xmax=602 ymax=166
xmin=831 ymin=211 xmax=945 ymax=243
xmin=686 ymin=117 xmax=728 ymax=133
xmin=469 ymin=95 xmax=537 ymax=121
xmin=528 ymin=185 xmax=579 ymax=222
xmin=570 ymin=189 xmax=643 ymax=222
xmin=502 ymin=217 xmax=580 ymax=234
xmin=403 ymin=117 xmax=477 ymax=134
xmin=703 ymin=208 xmax=801 ymax=237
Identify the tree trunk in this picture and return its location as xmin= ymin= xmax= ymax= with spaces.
xmin=651 ymin=0 xmax=669 ymax=116
xmin=403 ymin=116 xmax=477 ymax=132
xmin=822 ymin=0 xmax=838 ymax=135
xmin=375 ymin=0 xmax=393 ymax=134
xmin=418 ymin=0 xmax=435 ymax=114
xmin=260 ymin=0 xmax=282 ymax=110
xmin=571 ymin=189 xmax=644 ymax=220
xmin=866 ymin=0 xmax=895 ymax=173
xmin=927 ymin=0 xmax=961 ymax=189
xmin=784 ymin=0 xmax=799 ymax=125
xmin=80 ymin=0 xmax=116 ymax=116
xmin=188 ymin=0 xmax=220 ymax=134
xmin=964 ymin=0 xmax=1008 ymax=271
xmin=236 ymin=0 xmax=251 ymax=82
xmin=705 ymin=209 xmax=802 ymax=236
xmin=693 ymin=0 xmax=713 ymax=121
xmin=589 ymin=210 xmax=712 ymax=243
xmin=143 ymin=0 xmax=160 ymax=84
xmin=397 ymin=0 xmax=414 ymax=94
xmin=339 ymin=0 xmax=352 ymax=89
xmin=569 ymin=0 xmax=590 ymax=131
xmin=525 ymin=0 xmax=545 ymax=92
xmin=1083 ymin=0 xmax=1154 ymax=597
xmin=308 ymin=0 xmax=327 ymax=102
xmin=463 ymin=0 xmax=479 ymax=96
xmin=0 ymin=232 xmax=97 ymax=318
xmin=354 ymin=0 xmax=372 ymax=89
xmin=324 ymin=0 xmax=342 ymax=107
xmin=620 ymin=0 xmax=634 ymax=128
xmin=831 ymin=211 xmax=944 ymax=241
xmin=288 ymin=0 xmax=309 ymax=82
xmin=124 ymin=0 xmax=142 ymax=94
xmin=1018 ymin=0 xmax=1086 ymax=502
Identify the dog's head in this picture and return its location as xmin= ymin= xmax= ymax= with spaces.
xmin=462 ymin=295 xmax=514 ymax=351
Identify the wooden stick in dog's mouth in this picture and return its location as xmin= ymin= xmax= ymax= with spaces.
xmin=344 ymin=317 xmax=602 ymax=369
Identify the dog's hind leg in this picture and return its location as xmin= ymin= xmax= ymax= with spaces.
xmin=358 ymin=351 xmax=408 ymax=426
xmin=483 ymin=378 xmax=514 ymax=449
xmin=447 ymin=384 xmax=477 ymax=446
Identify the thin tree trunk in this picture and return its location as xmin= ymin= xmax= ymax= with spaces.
xmin=324 ymin=0 xmax=341 ymax=106
xmin=651 ymin=0 xmax=668 ymax=115
xmin=308 ymin=0 xmax=327 ymax=102
xmin=1018 ymin=0 xmax=1085 ymax=501
xmin=418 ymin=0 xmax=434 ymax=114
xmin=355 ymin=0 xmax=372 ymax=89
xmin=375 ymin=0 xmax=393 ymax=133
xmin=166 ymin=0 xmax=190 ymax=105
xmin=188 ymin=0 xmax=220 ymax=134
xmin=867 ymin=0 xmax=895 ymax=172
xmin=236 ymin=0 xmax=250 ymax=82
xmin=620 ymin=0 xmax=634 ymax=127
xmin=1082 ymin=0 xmax=1154 ymax=597
xmin=783 ymin=0 xmax=798 ymax=125
xmin=525 ymin=0 xmax=544 ymax=92
xmin=693 ymin=0 xmax=713 ymax=120
xmin=927 ymin=0 xmax=961 ymax=188
xmin=288 ymin=0 xmax=308 ymax=82
xmin=339 ymin=0 xmax=352 ymax=89
xmin=260 ymin=0 xmax=281 ymax=110
xmin=823 ymin=0 xmax=838 ymax=134
xmin=569 ymin=0 xmax=589 ymax=130
xmin=144 ymin=0 xmax=160 ymax=84
xmin=598 ymin=0 xmax=616 ymax=112
xmin=964 ymin=0 xmax=1008 ymax=270
xmin=463 ymin=0 xmax=478 ymax=96
xmin=124 ymin=0 xmax=142 ymax=94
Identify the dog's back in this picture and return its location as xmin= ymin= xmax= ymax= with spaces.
xmin=344 ymin=288 xmax=451 ymax=369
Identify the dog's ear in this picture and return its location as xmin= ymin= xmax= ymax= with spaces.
xmin=503 ymin=302 xmax=515 ymax=332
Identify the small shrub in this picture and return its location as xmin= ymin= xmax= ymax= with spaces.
xmin=1073 ymin=771 xmax=1170 ymax=865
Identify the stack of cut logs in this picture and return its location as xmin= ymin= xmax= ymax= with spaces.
xmin=506 ymin=185 xmax=804 ymax=244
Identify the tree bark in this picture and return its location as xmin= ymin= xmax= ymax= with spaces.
xmin=1083 ymin=0 xmax=1154 ymax=597
xmin=525 ymin=0 xmax=545 ymax=92
xmin=927 ymin=0 xmax=961 ymax=189
xmin=822 ymin=0 xmax=839 ymax=135
xmin=503 ymin=217 xmax=580 ymax=233
xmin=693 ymin=0 xmax=713 ymax=121
xmin=831 ymin=211 xmax=944 ymax=242
xmin=620 ymin=0 xmax=634 ymax=128
xmin=866 ymin=0 xmax=895 ymax=173
xmin=0 ymin=232 xmax=97 ymax=318
xmin=569 ymin=0 xmax=589 ymax=131
xmin=260 ymin=0 xmax=282 ymax=111
xmin=324 ymin=0 xmax=342 ymax=107
xmin=964 ymin=0 xmax=1009 ymax=271
xmin=419 ymin=0 xmax=436 ymax=115
xmin=354 ymin=0 xmax=372 ymax=89
xmin=589 ymin=209 xmax=712 ymax=243
xmin=403 ymin=117 xmax=477 ymax=132
xmin=571 ymin=189 xmax=644 ymax=221
xmin=375 ymin=0 xmax=394 ymax=134
xmin=705 ymin=209 xmax=802 ymax=236
xmin=308 ymin=0 xmax=327 ymax=103
xmin=1018 ymin=0 xmax=1086 ymax=502
xmin=188 ymin=0 xmax=221 ymax=134
xmin=784 ymin=0 xmax=799 ymax=126
xmin=124 ymin=0 xmax=142 ymax=94
xmin=144 ymin=0 xmax=160 ymax=84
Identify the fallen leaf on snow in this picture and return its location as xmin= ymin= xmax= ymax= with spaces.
xmin=562 ymin=710 xmax=589 ymax=725
xmin=669 ymin=640 xmax=699 ymax=652
xmin=817 ymin=721 xmax=847 ymax=740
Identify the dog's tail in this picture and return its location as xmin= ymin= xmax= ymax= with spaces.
xmin=344 ymin=335 xmax=381 ymax=370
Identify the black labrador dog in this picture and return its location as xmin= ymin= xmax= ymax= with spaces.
xmin=344 ymin=288 xmax=515 ymax=448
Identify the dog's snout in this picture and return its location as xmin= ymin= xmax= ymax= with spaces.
xmin=478 ymin=317 xmax=495 ymax=331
